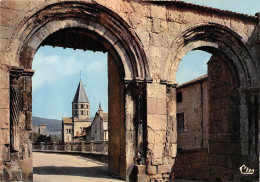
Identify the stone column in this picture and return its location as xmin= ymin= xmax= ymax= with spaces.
xmin=128 ymin=79 xmax=150 ymax=182
xmin=53 ymin=142 xmax=57 ymax=151
xmin=81 ymin=141 xmax=85 ymax=152
xmin=166 ymin=83 xmax=178 ymax=180
xmin=145 ymin=79 xmax=171 ymax=181
xmin=239 ymin=88 xmax=259 ymax=180
xmin=10 ymin=68 xmax=23 ymax=152
xmin=90 ymin=141 xmax=94 ymax=153
xmin=40 ymin=142 xmax=45 ymax=151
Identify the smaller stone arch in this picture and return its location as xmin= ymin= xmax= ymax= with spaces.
xmin=163 ymin=23 xmax=257 ymax=88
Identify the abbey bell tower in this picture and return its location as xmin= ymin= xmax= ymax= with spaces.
xmin=72 ymin=80 xmax=90 ymax=119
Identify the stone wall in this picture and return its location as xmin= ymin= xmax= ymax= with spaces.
xmin=173 ymin=149 xmax=209 ymax=180
xmin=176 ymin=77 xmax=209 ymax=150
xmin=207 ymin=56 xmax=242 ymax=181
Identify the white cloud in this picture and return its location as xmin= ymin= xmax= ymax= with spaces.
xmin=86 ymin=59 xmax=107 ymax=73
xmin=32 ymin=52 xmax=85 ymax=91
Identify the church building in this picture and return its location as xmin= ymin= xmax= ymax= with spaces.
xmin=62 ymin=80 xmax=92 ymax=143
xmin=88 ymin=103 xmax=108 ymax=141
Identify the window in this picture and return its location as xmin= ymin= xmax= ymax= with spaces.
xmin=177 ymin=92 xmax=183 ymax=103
xmin=69 ymin=129 xmax=71 ymax=133
xmin=66 ymin=129 xmax=68 ymax=133
xmin=81 ymin=104 xmax=84 ymax=108
xmin=87 ymin=105 xmax=89 ymax=109
xmin=177 ymin=113 xmax=184 ymax=131
xmin=74 ymin=104 xmax=77 ymax=109
xmin=81 ymin=110 xmax=84 ymax=115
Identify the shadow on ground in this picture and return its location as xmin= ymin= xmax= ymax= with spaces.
xmin=33 ymin=166 xmax=116 ymax=179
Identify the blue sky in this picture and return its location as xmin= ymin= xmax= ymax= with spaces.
xmin=32 ymin=0 xmax=260 ymax=120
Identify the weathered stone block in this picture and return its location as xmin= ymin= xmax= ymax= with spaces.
xmin=147 ymin=83 xmax=166 ymax=99
xmin=147 ymin=97 xmax=157 ymax=114
xmin=209 ymin=154 xmax=228 ymax=167
xmin=152 ymin=157 xmax=162 ymax=166
xmin=216 ymin=133 xmax=232 ymax=143
xmin=147 ymin=114 xmax=167 ymax=131
xmin=241 ymin=142 xmax=249 ymax=155
xmin=0 ymin=89 xmax=9 ymax=109
xmin=209 ymin=143 xmax=239 ymax=155
xmin=10 ymin=170 xmax=22 ymax=181
xmin=169 ymin=144 xmax=177 ymax=158
xmin=156 ymin=98 xmax=166 ymax=115
xmin=0 ymin=109 xmax=9 ymax=127
xmin=158 ymin=163 xmax=171 ymax=174
xmin=151 ymin=4 xmax=166 ymax=20
xmin=147 ymin=164 xmax=157 ymax=175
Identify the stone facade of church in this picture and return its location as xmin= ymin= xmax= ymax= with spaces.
xmin=89 ymin=104 xmax=108 ymax=142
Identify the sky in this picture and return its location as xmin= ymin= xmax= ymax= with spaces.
xmin=32 ymin=0 xmax=260 ymax=120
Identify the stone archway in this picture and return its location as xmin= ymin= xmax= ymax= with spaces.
xmin=164 ymin=23 xmax=259 ymax=181
xmin=4 ymin=1 xmax=150 ymax=181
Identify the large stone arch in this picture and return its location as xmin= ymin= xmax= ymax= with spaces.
xmin=4 ymin=1 xmax=150 ymax=181
xmin=164 ymin=23 xmax=259 ymax=181
xmin=6 ymin=1 xmax=150 ymax=80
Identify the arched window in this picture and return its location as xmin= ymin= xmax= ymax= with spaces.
xmin=81 ymin=110 xmax=84 ymax=115
xmin=81 ymin=104 xmax=84 ymax=108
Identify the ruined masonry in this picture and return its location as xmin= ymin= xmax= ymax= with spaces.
xmin=0 ymin=0 xmax=260 ymax=181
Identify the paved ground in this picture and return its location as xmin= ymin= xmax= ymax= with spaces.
xmin=33 ymin=152 xmax=124 ymax=182
xmin=33 ymin=152 xmax=204 ymax=182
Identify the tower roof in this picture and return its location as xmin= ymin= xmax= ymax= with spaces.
xmin=72 ymin=80 xmax=89 ymax=103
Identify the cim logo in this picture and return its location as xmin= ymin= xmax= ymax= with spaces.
xmin=239 ymin=165 xmax=254 ymax=175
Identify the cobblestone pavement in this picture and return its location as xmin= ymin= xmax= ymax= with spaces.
xmin=33 ymin=152 xmax=124 ymax=182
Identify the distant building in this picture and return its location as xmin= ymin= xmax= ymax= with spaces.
xmin=62 ymin=80 xmax=92 ymax=143
xmin=32 ymin=124 xmax=49 ymax=136
xmin=89 ymin=103 xmax=108 ymax=141
xmin=176 ymin=75 xmax=209 ymax=150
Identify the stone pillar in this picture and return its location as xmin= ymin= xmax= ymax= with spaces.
xmin=239 ymin=88 xmax=259 ymax=180
xmin=90 ymin=141 xmax=94 ymax=153
xmin=146 ymin=79 xmax=171 ymax=181
xmin=70 ymin=143 xmax=73 ymax=151
xmin=166 ymin=83 xmax=178 ymax=180
xmin=102 ymin=141 xmax=107 ymax=154
xmin=128 ymin=80 xmax=150 ymax=182
xmin=53 ymin=142 xmax=57 ymax=151
xmin=65 ymin=143 xmax=69 ymax=152
xmin=10 ymin=68 xmax=23 ymax=152
xmin=81 ymin=141 xmax=85 ymax=152
xmin=40 ymin=142 xmax=44 ymax=151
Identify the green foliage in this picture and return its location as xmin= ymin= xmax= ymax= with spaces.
xmin=32 ymin=133 xmax=62 ymax=144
